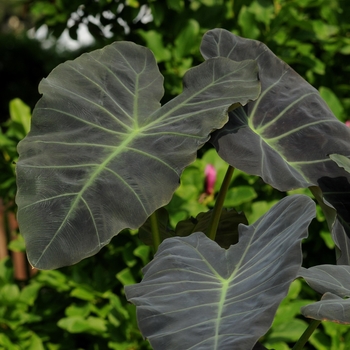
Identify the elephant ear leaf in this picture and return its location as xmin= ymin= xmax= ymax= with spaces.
xmin=300 ymin=293 xmax=350 ymax=324
xmin=125 ymin=195 xmax=316 ymax=350
xmin=201 ymin=28 xmax=350 ymax=238
xmin=299 ymin=265 xmax=350 ymax=324
xmin=16 ymin=41 xmax=260 ymax=269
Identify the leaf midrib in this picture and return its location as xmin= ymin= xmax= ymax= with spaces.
xmin=34 ymin=129 xmax=141 ymax=266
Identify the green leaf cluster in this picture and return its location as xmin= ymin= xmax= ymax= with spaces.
xmin=0 ymin=232 xmax=152 ymax=350
xmin=0 ymin=99 xmax=30 ymax=204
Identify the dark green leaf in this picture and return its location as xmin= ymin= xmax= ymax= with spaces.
xmin=125 ymin=195 xmax=315 ymax=350
xmin=138 ymin=208 xmax=174 ymax=246
xmin=16 ymin=41 xmax=260 ymax=269
xmin=201 ymin=28 xmax=350 ymax=238
xmin=175 ymin=208 xmax=247 ymax=248
xmin=139 ymin=207 xmax=247 ymax=249
xmin=332 ymin=219 xmax=350 ymax=265
xmin=299 ymin=265 xmax=350 ymax=297
xmin=224 ymin=186 xmax=257 ymax=207
xmin=301 ymin=292 xmax=350 ymax=324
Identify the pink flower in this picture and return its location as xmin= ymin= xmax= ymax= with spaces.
xmin=346 ymin=120 xmax=350 ymax=127
xmin=204 ymin=164 xmax=217 ymax=195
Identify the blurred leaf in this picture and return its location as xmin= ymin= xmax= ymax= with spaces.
xmin=319 ymin=87 xmax=345 ymax=120
xmin=70 ymin=286 xmax=97 ymax=301
xmin=320 ymin=230 xmax=335 ymax=250
xmin=238 ymin=6 xmax=260 ymax=39
xmin=249 ymin=0 xmax=275 ymax=27
xmin=174 ymin=19 xmax=200 ymax=59
xmin=0 ymin=257 xmax=14 ymax=285
xmin=116 ymin=268 xmax=136 ymax=286
xmin=122 ymin=242 xmax=138 ymax=268
xmin=57 ymin=315 xmax=107 ymax=333
xmin=19 ymin=282 xmax=42 ymax=306
xmin=224 ymin=186 xmax=257 ymax=207
xmin=7 ymin=235 xmax=25 ymax=252
xmin=0 ymin=284 xmax=20 ymax=304
xmin=36 ymin=270 xmax=70 ymax=292
xmin=138 ymin=208 xmax=173 ymax=246
xmin=166 ymin=0 xmax=184 ymax=12
xmin=0 ymin=333 xmax=19 ymax=350
xmin=65 ymin=303 xmax=90 ymax=317
xmin=27 ymin=333 xmax=44 ymax=350
xmin=262 ymin=341 xmax=289 ymax=350
xmin=137 ymin=30 xmax=171 ymax=62
xmin=267 ymin=319 xmax=309 ymax=343
xmin=246 ymin=199 xmax=279 ymax=224
xmin=133 ymin=244 xmax=151 ymax=266
xmin=175 ymin=208 xmax=247 ymax=248
xmin=312 ymin=20 xmax=338 ymax=40
xmin=9 ymin=98 xmax=31 ymax=135
xmin=322 ymin=321 xmax=350 ymax=349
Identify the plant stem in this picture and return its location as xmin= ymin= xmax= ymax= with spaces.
xmin=150 ymin=210 xmax=161 ymax=253
xmin=207 ymin=165 xmax=234 ymax=241
xmin=292 ymin=319 xmax=321 ymax=350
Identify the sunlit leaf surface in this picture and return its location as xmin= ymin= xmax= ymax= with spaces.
xmin=125 ymin=195 xmax=315 ymax=350
xmin=16 ymin=41 xmax=260 ymax=269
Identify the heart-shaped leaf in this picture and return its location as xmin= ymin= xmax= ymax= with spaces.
xmin=298 ymin=265 xmax=350 ymax=297
xmin=16 ymin=41 xmax=260 ymax=269
xmin=201 ymin=28 xmax=350 ymax=238
xmin=125 ymin=195 xmax=315 ymax=350
xmin=300 ymin=293 xmax=350 ymax=324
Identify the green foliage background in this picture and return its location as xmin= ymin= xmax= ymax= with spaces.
xmin=1 ymin=0 xmax=350 ymax=349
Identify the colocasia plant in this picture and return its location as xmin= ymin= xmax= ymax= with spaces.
xmin=16 ymin=29 xmax=350 ymax=349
